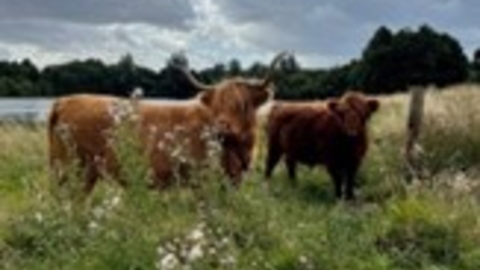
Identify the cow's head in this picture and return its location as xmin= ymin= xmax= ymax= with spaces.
xmin=176 ymin=51 xmax=289 ymax=180
xmin=327 ymin=91 xmax=379 ymax=136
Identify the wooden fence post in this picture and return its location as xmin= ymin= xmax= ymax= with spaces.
xmin=405 ymin=86 xmax=426 ymax=179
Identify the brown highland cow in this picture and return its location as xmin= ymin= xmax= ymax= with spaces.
xmin=264 ymin=92 xmax=379 ymax=200
xmin=48 ymin=52 xmax=289 ymax=195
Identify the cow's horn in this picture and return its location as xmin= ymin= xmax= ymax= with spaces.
xmin=173 ymin=65 xmax=214 ymax=92
xmin=260 ymin=51 xmax=290 ymax=89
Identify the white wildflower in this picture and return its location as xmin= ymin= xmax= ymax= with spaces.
xmin=188 ymin=228 xmax=204 ymax=242
xmin=92 ymin=206 xmax=105 ymax=219
xmin=88 ymin=221 xmax=99 ymax=231
xmin=111 ymin=195 xmax=121 ymax=207
xmin=158 ymin=253 xmax=179 ymax=270
xmin=164 ymin=132 xmax=175 ymax=140
xmin=220 ymin=254 xmax=236 ymax=266
xmin=208 ymin=247 xmax=216 ymax=255
xmin=157 ymin=141 xmax=165 ymax=150
xmin=149 ymin=125 xmax=158 ymax=135
xmin=34 ymin=212 xmax=43 ymax=222
xmin=299 ymin=255 xmax=308 ymax=264
xmin=220 ymin=237 xmax=229 ymax=247
xmin=187 ymin=243 xmax=204 ymax=261
xmin=157 ymin=246 xmax=165 ymax=256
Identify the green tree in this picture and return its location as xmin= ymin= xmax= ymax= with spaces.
xmin=228 ymin=59 xmax=242 ymax=76
xmin=357 ymin=25 xmax=468 ymax=93
xmin=158 ymin=52 xmax=198 ymax=99
xmin=470 ymin=48 xmax=480 ymax=82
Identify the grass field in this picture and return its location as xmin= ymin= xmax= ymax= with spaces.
xmin=2 ymin=84 xmax=480 ymax=269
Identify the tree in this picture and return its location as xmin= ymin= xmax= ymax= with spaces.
xmin=474 ymin=48 xmax=480 ymax=69
xmin=279 ymin=55 xmax=300 ymax=73
xmin=357 ymin=25 xmax=468 ymax=93
xmin=470 ymin=48 xmax=480 ymax=82
xmin=159 ymin=51 xmax=198 ymax=99
xmin=228 ymin=59 xmax=242 ymax=76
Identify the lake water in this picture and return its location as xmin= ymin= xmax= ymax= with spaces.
xmin=0 ymin=98 xmax=54 ymax=122
xmin=0 ymin=97 xmax=173 ymax=122
xmin=0 ymin=97 xmax=273 ymax=123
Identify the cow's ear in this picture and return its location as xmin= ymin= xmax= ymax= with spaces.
xmin=367 ymin=98 xmax=379 ymax=113
xmin=252 ymin=88 xmax=271 ymax=108
xmin=199 ymin=89 xmax=214 ymax=106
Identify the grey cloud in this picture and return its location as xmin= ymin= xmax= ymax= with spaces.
xmin=216 ymin=0 xmax=480 ymax=61
xmin=0 ymin=0 xmax=194 ymax=29
xmin=0 ymin=20 xmax=115 ymax=53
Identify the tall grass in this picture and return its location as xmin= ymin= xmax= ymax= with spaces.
xmin=2 ymin=84 xmax=480 ymax=269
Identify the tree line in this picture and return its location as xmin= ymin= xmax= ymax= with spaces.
xmin=1 ymin=24 xmax=480 ymax=100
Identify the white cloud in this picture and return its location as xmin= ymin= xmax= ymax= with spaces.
xmin=0 ymin=0 xmax=479 ymax=69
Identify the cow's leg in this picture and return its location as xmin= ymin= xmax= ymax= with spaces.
xmin=148 ymin=168 xmax=173 ymax=190
xmin=327 ymin=166 xmax=344 ymax=200
xmin=285 ymin=157 xmax=297 ymax=185
xmin=83 ymin=163 xmax=99 ymax=196
xmin=264 ymin=146 xmax=282 ymax=179
xmin=51 ymin=160 xmax=68 ymax=186
xmin=344 ymin=163 xmax=360 ymax=201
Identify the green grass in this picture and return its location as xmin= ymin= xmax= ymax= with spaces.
xmin=2 ymin=84 xmax=480 ymax=269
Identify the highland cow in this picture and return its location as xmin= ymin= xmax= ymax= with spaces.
xmin=264 ymin=92 xmax=379 ymax=200
xmin=48 ymin=52 xmax=289 ymax=195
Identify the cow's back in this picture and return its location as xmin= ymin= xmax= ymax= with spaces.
xmin=48 ymin=95 xmax=118 ymax=178
xmin=267 ymin=102 xmax=344 ymax=166
xmin=48 ymin=94 xmax=213 ymax=185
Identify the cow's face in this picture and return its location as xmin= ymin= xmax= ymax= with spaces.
xmin=175 ymin=51 xmax=289 ymax=180
xmin=328 ymin=92 xmax=379 ymax=136
xmin=199 ymin=79 xmax=272 ymax=139
xmin=199 ymin=80 xmax=270 ymax=180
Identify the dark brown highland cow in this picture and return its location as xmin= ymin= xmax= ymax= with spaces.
xmin=264 ymin=92 xmax=380 ymax=200
xmin=48 ymin=52 xmax=289 ymax=195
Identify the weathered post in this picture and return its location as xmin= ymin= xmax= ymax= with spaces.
xmin=405 ymin=86 xmax=426 ymax=179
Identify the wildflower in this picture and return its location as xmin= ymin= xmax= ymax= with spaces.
xmin=220 ymin=254 xmax=236 ymax=266
xmin=92 ymin=206 xmax=105 ymax=219
xmin=164 ymin=131 xmax=175 ymax=141
xmin=111 ymin=195 xmax=121 ymax=207
xmin=188 ymin=228 xmax=205 ymax=242
xmin=158 ymin=253 xmax=179 ymax=270
xmin=187 ymin=243 xmax=204 ymax=261
xmin=219 ymin=237 xmax=229 ymax=247
xmin=34 ymin=212 xmax=43 ymax=222
xmin=149 ymin=125 xmax=158 ymax=136
xmin=157 ymin=141 xmax=165 ymax=150
xmin=299 ymin=255 xmax=308 ymax=264
xmin=88 ymin=221 xmax=99 ymax=231
xmin=157 ymin=246 xmax=165 ymax=256
xmin=208 ymin=247 xmax=217 ymax=255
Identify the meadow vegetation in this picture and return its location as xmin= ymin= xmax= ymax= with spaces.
xmin=2 ymin=84 xmax=480 ymax=269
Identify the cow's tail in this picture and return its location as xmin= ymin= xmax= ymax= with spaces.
xmin=48 ymin=99 xmax=61 ymax=140
xmin=47 ymin=98 xmax=65 ymax=173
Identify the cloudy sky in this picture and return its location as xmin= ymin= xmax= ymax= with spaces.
xmin=0 ymin=0 xmax=478 ymax=70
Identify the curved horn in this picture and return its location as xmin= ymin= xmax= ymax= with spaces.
xmin=172 ymin=64 xmax=214 ymax=92
xmin=260 ymin=51 xmax=290 ymax=88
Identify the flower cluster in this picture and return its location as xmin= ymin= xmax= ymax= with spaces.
xmin=155 ymin=124 xmax=224 ymax=183
xmin=200 ymin=125 xmax=223 ymax=161
xmin=157 ymin=125 xmax=196 ymax=171
xmin=156 ymin=222 xmax=236 ymax=270
xmin=108 ymin=98 xmax=139 ymax=126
